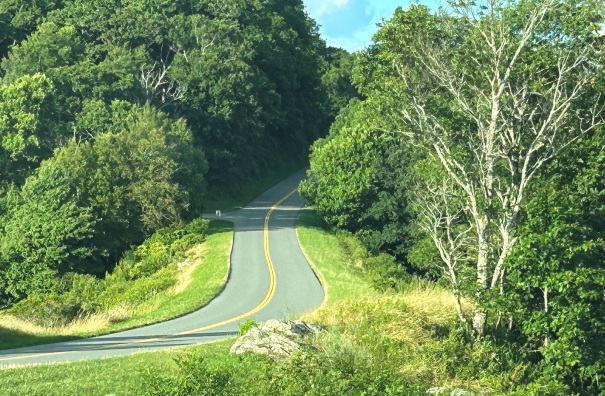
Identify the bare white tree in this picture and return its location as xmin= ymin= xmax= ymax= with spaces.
xmin=414 ymin=172 xmax=473 ymax=322
xmin=137 ymin=61 xmax=187 ymax=108
xmin=137 ymin=26 xmax=218 ymax=109
xmin=392 ymin=0 xmax=603 ymax=334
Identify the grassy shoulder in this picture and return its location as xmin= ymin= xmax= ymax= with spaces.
xmin=0 ymin=210 xmax=439 ymax=395
xmin=296 ymin=208 xmax=376 ymax=303
xmin=0 ymin=220 xmax=233 ymax=350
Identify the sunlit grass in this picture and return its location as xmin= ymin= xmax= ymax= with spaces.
xmin=296 ymin=208 xmax=375 ymax=306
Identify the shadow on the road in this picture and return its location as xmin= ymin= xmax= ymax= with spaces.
xmin=215 ymin=194 xmax=307 ymax=233
xmin=0 ymin=331 xmax=239 ymax=356
xmin=0 ymin=327 xmax=77 ymax=352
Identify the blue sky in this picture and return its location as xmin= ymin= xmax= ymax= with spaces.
xmin=302 ymin=0 xmax=428 ymax=52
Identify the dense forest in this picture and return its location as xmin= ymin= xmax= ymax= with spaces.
xmin=0 ymin=0 xmax=355 ymax=309
xmin=302 ymin=0 xmax=605 ymax=393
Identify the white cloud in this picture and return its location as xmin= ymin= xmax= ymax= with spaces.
xmin=306 ymin=0 xmax=439 ymax=52
xmin=305 ymin=0 xmax=351 ymax=18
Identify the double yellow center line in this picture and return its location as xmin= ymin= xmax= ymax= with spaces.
xmin=0 ymin=188 xmax=298 ymax=363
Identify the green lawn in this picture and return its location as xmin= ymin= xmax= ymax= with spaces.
xmin=0 ymin=341 xmax=231 ymax=396
xmin=296 ymin=208 xmax=375 ymax=303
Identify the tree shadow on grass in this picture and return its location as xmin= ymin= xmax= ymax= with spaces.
xmin=0 ymin=326 xmax=79 ymax=351
xmin=297 ymin=208 xmax=327 ymax=230
xmin=207 ymin=219 xmax=234 ymax=235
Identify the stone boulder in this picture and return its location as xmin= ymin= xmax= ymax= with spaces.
xmin=230 ymin=319 xmax=323 ymax=359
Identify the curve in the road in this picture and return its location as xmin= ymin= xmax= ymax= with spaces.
xmin=0 ymin=170 xmax=324 ymax=367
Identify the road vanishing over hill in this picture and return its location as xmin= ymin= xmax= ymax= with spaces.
xmin=0 ymin=170 xmax=325 ymax=367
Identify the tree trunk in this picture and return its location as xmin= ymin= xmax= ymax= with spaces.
xmin=473 ymin=218 xmax=490 ymax=335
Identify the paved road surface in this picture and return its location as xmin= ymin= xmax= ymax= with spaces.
xmin=0 ymin=170 xmax=324 ymax=367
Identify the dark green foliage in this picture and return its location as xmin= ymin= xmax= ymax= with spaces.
xmin=500 ymin=128 xmax=605 ymax=394
xmin=0 ymin=0 xmax=331 ymax=310
xmin=303 ymin=1 xmax=605 ymax=393
xmin=0 ymin=0 xmax=64 ymax=59
xmin=0 ymin=106 xmax=205 ymax=304
xmin=1 ymin=163 xmax=97 ymax=300
xmin=301 ymin=100 xmax=415 ymax=262
xmin=320 ymin=46 xmax=360 ymax=119
xmin=0 ymin=73 xmax=64 ymax=186
xmin=337 ymin=234 xmax=411 ymax=291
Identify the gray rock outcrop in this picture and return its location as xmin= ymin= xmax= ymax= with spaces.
xmin=230 ymin=319 xmax=323 ymax=359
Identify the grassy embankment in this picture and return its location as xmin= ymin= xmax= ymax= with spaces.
xmin=0 ymin=220 xmax=233 ymax=351
xmin=0 ymin=208 xmax=475 ymax=396
xmin=0 ymin=163 xmax=303 ymax=351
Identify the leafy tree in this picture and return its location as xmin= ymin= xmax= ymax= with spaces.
xmin=501 ymin=127 xmax=605 ymax=392
xmin=371 ymin=0 xmax=604 ymax=334
xmin=0 ymin=106 xmax=206 ymax=303
xmin=0 ymin=0 xmax=330 ymax=306
xmin=0 ymin=73 xmax=62 ymax=186
xmin=301 ymin=100 xmax=414 ymax=261
xmin=304 ymin=0 xmax=605 ymax=391
xmin=0 ymin=0 xmax=64 ymax=60
xmin=320 ymin=46 xmax=360 ymax=119
xmin=0 ymin=157 xmax=97 ymax=301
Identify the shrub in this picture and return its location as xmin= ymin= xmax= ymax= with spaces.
xmin=145 ymin=352 xmax=233 ymax=396
xmin=61 ymin=273 xmax=105 ymax=315
xmin=238 ymin=318 xmax=257 ymax=336
xmin=101 ymin=267 xmax=175 ymax=308
xmin=265 ymin=335 xmax=424 ymax=396
xmin=8 ymin=293 xmax=81 ymax=327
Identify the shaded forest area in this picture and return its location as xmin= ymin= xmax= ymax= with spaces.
xmin=0 ymin=0 xmax=354 ymax=309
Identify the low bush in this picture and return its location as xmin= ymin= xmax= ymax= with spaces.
xmin=237 ymin=318 xmax=258 ymax=336
xmin=145 ymin=335 xmax=424 ymax=396
xmin=145 ymin=352 xmax=235 ymax=396
xmin=8 ymin=293 xmax=81 ymax=327
xmin=338 ymin=233 xmax=410 ymax=291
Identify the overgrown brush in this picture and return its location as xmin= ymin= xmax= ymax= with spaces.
xmin=5 ymin=219 xmax=208 ymax=328
xmin=300 ymin=225 xmax=572 ymax=394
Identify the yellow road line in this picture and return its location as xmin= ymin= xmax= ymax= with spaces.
xmin=0 ymin=188 xmax=298 ymax=363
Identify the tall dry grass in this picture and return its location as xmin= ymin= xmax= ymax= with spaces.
xmin=0 ymin=305 xmax=134 ymax=338
xmin=301 ymin=282 xmax=480 ymax=391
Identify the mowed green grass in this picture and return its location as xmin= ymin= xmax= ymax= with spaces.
xmin=0 ymin=340 xmax=232 ymax=396
xmin=0 ymin=209 xmax=371 ymax=395
xmin=296 ymin=208 xmax=375 ymax=303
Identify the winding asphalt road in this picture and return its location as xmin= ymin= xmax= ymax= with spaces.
xmin=0 ymin=170 xmax=325 ymax=367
